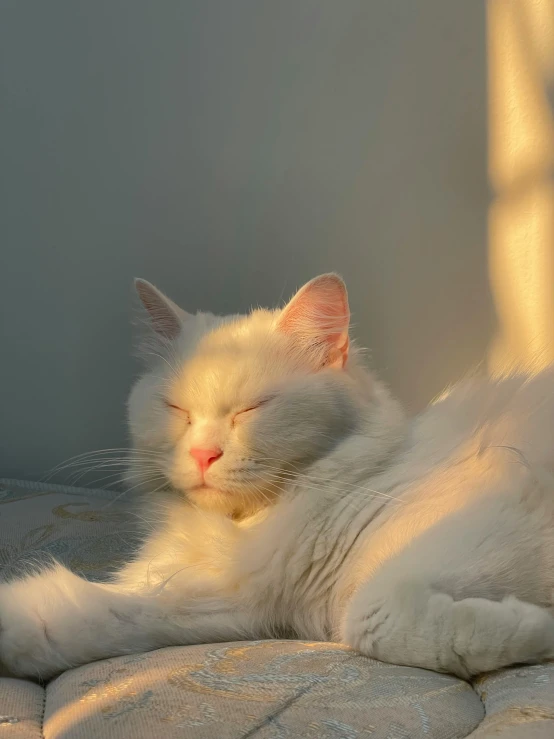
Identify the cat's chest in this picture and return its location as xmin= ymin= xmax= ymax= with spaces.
xmin=232 ymin=503 xmax=353 ymax=608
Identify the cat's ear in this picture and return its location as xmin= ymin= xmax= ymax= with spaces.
xmin=277 ymin=273 xmax=350 ymax=369
xmin=134 ymin=279 xmax=190 ymax=339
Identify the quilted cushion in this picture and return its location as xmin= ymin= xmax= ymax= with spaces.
xmin=0 ymin=678 xmax=43 ymax=739
xmin=1 ymin=478 xmax=554 ymax=738
xmin=0 ymin=479 xmax=141 ymax=581
xmin=470 ymin=664 xmax=554 ymax=738
xmin=41 ymin=641 xmax=484 ymax=739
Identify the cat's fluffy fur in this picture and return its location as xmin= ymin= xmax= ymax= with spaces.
xmin=1 ymin=274 xmax=554 ymax=681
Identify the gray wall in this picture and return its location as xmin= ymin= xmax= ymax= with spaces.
xmin=0 ymin=1 xmax=493 ymax=481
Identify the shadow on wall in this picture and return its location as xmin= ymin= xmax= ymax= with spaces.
xmin=487 ymin=0 xmax=554 ymax=373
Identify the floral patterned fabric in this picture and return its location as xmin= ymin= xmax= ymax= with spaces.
xmin=470 ymin=664 xmax=554 ymax=737
xmin=0 ymin=479 xmax=142 ymax=582
xmin=43 ymin=642 xmax=484 ymax=739
xmin=0 ymin=478 xmax=553 ymax=738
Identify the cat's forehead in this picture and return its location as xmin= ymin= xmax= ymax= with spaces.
xmin=171 ymin=312 xmax=298 ymax=408
xmin=202 ymin=308 xmax=276 ymax=344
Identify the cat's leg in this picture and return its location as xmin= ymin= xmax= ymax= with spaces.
xmin=0 ymin=564 xmax=254 ymax=680
xmin=342 ymin=578 xmax=554 ymax=678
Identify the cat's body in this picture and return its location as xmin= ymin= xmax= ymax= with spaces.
xmin=2 ymin=275 xmax=554 ymax=680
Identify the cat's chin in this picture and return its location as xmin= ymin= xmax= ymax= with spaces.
xmin=185 ymin=484 xmax=269 ymax=518
xmin=187 ymin=485 xmax=245 ymax=515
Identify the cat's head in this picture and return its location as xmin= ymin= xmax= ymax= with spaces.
xmin=127 ymin=275 xmax=404 ymax=517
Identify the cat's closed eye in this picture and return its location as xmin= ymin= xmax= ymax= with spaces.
xmin=164 ymin=401 xmax=191 ymax=422
xmin=232 ymin=406 xmax=260 ymax=423
xmin=232 ymin=397 xmax=275 ymax=425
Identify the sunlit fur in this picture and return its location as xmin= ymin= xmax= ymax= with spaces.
xmin=126 ymin=299 xmax=400 ymax=519
xmin=2 ymin=275 xmax=554 ymax=682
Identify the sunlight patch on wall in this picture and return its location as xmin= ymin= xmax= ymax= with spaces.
xmin=487 ymin=0 xmax=554 ymax=374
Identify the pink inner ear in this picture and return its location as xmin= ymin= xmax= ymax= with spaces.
xmin=278 ymin=274 xmax=350 ymax=368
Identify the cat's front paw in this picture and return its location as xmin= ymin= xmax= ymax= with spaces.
xmin=0 ymin=576 xmax=69 ymax=680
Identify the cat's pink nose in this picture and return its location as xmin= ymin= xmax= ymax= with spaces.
xmin=190 ymin=447 xmax=223 ymax=474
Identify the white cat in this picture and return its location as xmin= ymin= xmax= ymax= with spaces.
xmin=2 ymin=274 xmax=554 ymax=681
